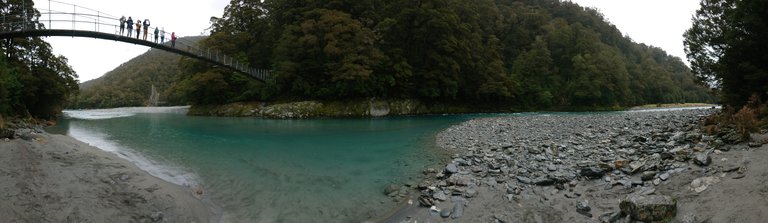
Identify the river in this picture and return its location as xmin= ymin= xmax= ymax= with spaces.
xmin=47 ymin=107 xmax=479 ymax=222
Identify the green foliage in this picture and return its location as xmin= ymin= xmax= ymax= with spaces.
xmin=82 ymin=0 xmax=716 ymax=110
xmin=0 ymin=0 xmax=79 ymax=119
xmin=684 ymin=0 xmax=768 ymax=107
xmin=69 ymin=37 xmax=204 ymax=109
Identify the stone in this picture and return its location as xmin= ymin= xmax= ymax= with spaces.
xmin=516 ymin=176 xmax=533 ymax=184
xmin=693 ymin=152 xmax=712 ymax=166
xmin=384 ymin=184 xmax=401 ymax=195
xmin=447 ymin=174 xmax=470 ymax=186
xmin=629 ymin=159 xmax=647 ymax=173
xmin=653 ymin=178 xmax=661 ymax=186
xmin=576 ymin=200 xmax=592 ymax=217
xmin=690 ymin=176 xmax=720 ymax=193
xmin=599 ymin=211 xmax=625 ymax=223
xmin=464 ymin=188 xmax=478 ymax=198
xmin=450 ymin=200 xmax=465 ymax=219
xmin=659 ymin=173 xmax=670 ymax=181
xmin=445 ymin=163 xmax=459 ymax=174
xmin=641 ymin=171 xmax=657 ymax=181
xmin=547 ymin=164 xmax=558 ymax=171
xmin=418 ymin=196 xmax=434 ymax=207
xmin=614 ymin=159 xmax=629 ymax=169
xmin=580 ymin=166 xmax=605 ymax=179
xmin=433 ymin=191 xmax=448 ymax=201
xmin=428 ymin=206 xmax=441 ymax=217
xmin=150 ymin=211 xmax=164 ymax=222
xmin=619 ymin=194 xmax=677 ymax=222
xmin=440 ymin=208 xmax=452 ymax=218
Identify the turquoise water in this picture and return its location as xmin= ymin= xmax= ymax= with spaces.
xmin=48 ymin=109 xmax=475 ymax=222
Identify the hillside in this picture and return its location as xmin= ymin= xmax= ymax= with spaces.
xmin=75 ymin=0 xmax=716 ymax=111
xmin=69 ymin=36 xmax=203 ymax=109
xmin=174 ymin=0 xmax=714 ymax=110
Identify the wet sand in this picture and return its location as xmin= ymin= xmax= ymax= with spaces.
xmin=0 ymin=130 xmax=214 ymax=222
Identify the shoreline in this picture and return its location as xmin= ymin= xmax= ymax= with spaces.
xmin=0 ymin=128 xmax=217 ymax=222
xmin=385 ymin=107 xmax=768 ymax=222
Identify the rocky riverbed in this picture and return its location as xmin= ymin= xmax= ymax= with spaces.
xmin=384 ymin=108 xmax=768 ymax=222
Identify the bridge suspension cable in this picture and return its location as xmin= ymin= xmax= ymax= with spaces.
xmin=0 ymin=0 xmax=271 ymax=82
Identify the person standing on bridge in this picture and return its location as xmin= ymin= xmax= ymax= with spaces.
xmin=119 ymin=16 xmax=126 ymax=35
xmin=153 ymin=27 xmax=159 ymax=43
xmin=160 ymin=28 xmax=165 ymax=43
xmin=143 ymin=19 xmax=150 ymax=40
xmin=126 ymin=17 xmax=133 ymax=37
xmin=171 ymin=32 xmax=177 ymax=48
xmin=135 ymin=19 xmax=142 ymax=39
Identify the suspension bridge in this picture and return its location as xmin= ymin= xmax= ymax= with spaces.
xmin=0 ymin=0 xmax=270 ymax=81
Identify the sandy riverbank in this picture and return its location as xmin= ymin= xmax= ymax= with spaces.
xmin=0 ymin=129 xmax=214 ymax=222
xmin=386 ymin=108 xmax=768 ymax=222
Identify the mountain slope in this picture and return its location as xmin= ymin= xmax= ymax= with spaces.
xmin=70 ymin=36 xmax=203 ymax=108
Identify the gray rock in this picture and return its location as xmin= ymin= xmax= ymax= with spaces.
xmin=693 ymin=152 xmax=711 ymax=166
xmin=464 ymin=188 xmax=478 ymax=198
xmin=629 ymin=159 xmax=647 ymax=173
xmin=450 ymin=200 xmax=465 ymax=219
xmin=599 ymin=211 xmax=625 ymax=223
xmin=433 ymin=191 xmax=447 ymax=201
xmin=547 ymin=164 xmax=558 ymax=171
xmin=659 ymin=172 xmax=670 ymax=181
xmin=417 ymin=195 xmax=434 ymax=207
xmin=580 ymin=166 xmax=605 ymax=179
xmin=576 ymin=200 xmax=592 ymax=217
xmin=619 ymin=194 xmax=677 ymax=221
xmin=641 ymin=171 xmax=657 ymax=181
xmin=447 ymin=174 xmax=471 ymax=186
xmin=653 ymin=178 xmax=661 ymax=186
xmin=516 ymin=176 xmax=533 ymax=184
xmin=440 ymin=208 xmax=451 ymax=218
xmin=384 ymin=184 xmax=401 ymax=195
xmin=151 ymin=211 xmax=164 ymax=222
xmin=445 ymin=163 xmax=459 ymax=174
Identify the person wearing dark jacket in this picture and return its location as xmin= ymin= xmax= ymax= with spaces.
xmin=126 ymin=17 xmax=133 ymax=37
xmin=142 ymin=19 xmax=150 ymax=40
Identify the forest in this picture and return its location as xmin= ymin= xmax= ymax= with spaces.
xmin=0 ymin=0 xmax=79 ymax=119
xmin=73 ymin=0 xmax=717 ymax=111
xmin=171 ymin=0 xmax=714 ymax=110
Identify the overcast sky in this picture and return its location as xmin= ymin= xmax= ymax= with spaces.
xmin=569 ymin=0 xmax=701 ymax=62
xmin=32 ymin=0 xmax=702 ymax=82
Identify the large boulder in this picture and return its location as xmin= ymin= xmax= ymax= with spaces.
xmin=619 ymin=194 xmax=676 ymax=222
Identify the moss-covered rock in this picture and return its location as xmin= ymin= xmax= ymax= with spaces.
xmin=187 ymin=99 xmax=505 ymax=118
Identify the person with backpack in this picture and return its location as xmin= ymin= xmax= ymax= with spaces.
xmin=143 ymin=19 xmax=150 ymax=40
xmin=171 ymin=32 xmax=177 ymax=48
xmin=126 ymin=17 xmax=133 ymax=37
xmin=135 ymin=19 xmax=142 ymax=38
xmin=119 ymin=16 xmax=126 ymax=35
xmin=153 ymin=27 xmax=159 ymax=43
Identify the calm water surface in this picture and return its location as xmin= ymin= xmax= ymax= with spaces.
xmin=49 ymin=108 xmax=478 ymax=222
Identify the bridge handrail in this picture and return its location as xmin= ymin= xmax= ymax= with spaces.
xmin=0 ymin=8 xmax=271 ymax=81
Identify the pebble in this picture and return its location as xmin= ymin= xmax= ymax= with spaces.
xmin=420 ymin=109 xmax=726 ymax=219
xmin=576 ymin=200 xmax=592 ymax=217
xmin=659 ymin=173 xmax=670 ymax=181
xmin=446 ymin=163 xmax=459 ymax=174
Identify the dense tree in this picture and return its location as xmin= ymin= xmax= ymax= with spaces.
xmin=684 ymin=0 xmax=768 ymax=107
xmin=80 ymin=0 xmax=715 ymax=110
xmin=0 ymin=0 xmax=78 ymax=118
